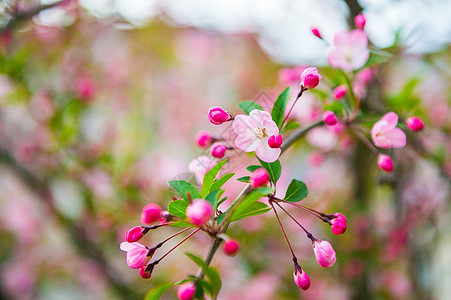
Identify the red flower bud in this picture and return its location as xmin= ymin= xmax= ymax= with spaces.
xmin=208 ymin=106 xmax=230 ymax=125
xmin=126 ymin=226 xmax=144 ymax=243
xmin=249 ymin=168 xmax=269 ymax=188
xmin=268 ymin=134 xmax=283 ymax=148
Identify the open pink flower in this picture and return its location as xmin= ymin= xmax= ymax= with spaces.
xmin=328 ymin=29 xmax=369 ymax=72
xmin=120 ymin=242 xmax=150 ymax=269
xmin=371 ymin=112 xmax=406 ymax=149
xmin=232 ymin=109 xmax=281 ymax=163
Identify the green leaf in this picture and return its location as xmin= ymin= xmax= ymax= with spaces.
xmin=169 ymin=221 xmax=193 ymax=228
xmin=229 ymin=202 xmax=271 ymax=222
xmin=168 ymin=200 xmax=189 ymax=218
xmin=185 ymin=253 xmax=222 ymax=299
xmin=210 ymin=173 xmax=234 ymax=193
xmin=284 ymin=179 xmax=308 ymax=202
xmin=228 ymin=187 xmax=274 ymax=223
xmin=258 ymin=159 xmax=282 ymax=185
xmin=281 ymin=119 xmax=300 ymax=134
xmin=237 ymin=176 xmax=250 ymax=183
xmin=144 ymin=282 xmax=173 ymax=300
xmin=271 ymin=87 xmax=291 ymax=128
xmin=216 ymin=196 xmax=228 ymax=209
xmin=201 ymin=160 xmax=227 ymax=198
xmin=168 ymin=180 xmax=200 ymax=201
xmin=246 ymin=165 xmax=262 ymax=172
xmin=237 ymin=101 xmax=263 ymax=115
xmin=205 ymin=189 xmax=222 ymax=207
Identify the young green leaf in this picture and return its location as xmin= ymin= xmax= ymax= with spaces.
xmin=237 ymin=176 xmax=250 ymax=183
xmin=246 ymin=165 xmax=262 ymax=172
xmin=229 ymin=201 xmax=271 ymax=222
xmin=284 ymin=179 xmax=308 ymax=202
xmin=258 ymin=159 xmax=282 ymax=185
xmin=185 ymin=253 xmax=222 ymax=299
xmin=228 ymin=187 xmax=274 ymax=223
xmin=205 ymin=189 xmax=222 ymax=207
xmin=201 ymin=160 xmax=227 ymax=198
xmin=281 ymin=119 xmax=300 ymax=134
xmin=210 ymin=173 xmax=234 ymax=193
xmin=271 ymin=87 xmax=291 ymax=128
xmin=168 ymin=180 xmax=200 ymax=201
xmin=168 ymin=200 xmax=189 ymax=218
xmin=144 ymin=282 xmax=173 ymax=300
xmin=237 ymin=101 xmax=263 ymax=115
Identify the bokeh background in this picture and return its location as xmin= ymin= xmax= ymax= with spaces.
xmin=0 ymin=0 xmax=450 ymax=299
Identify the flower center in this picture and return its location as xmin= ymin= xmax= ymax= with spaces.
xmin=254 ymin=127 xmax=267 ymax=139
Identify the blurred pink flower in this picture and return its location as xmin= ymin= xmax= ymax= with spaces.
xmin=188 ymin=155 xmax=216 ymax=183
xmin=186 ymin=199 xmax=213 ymax=226
xmin=371 ymin=112 xmax=406 ymax=148
xmin=120 ymin=242 xmax=150 ymax=269
xmin=377 ymin=154 xmax=394 ymax=172
xmin=232 ymin=109 xmax=281 ymax=163
xmin=328 ymin=30 xmax=369 ymax=72
xmin=300 ymin=67 xmax=322 ymax=89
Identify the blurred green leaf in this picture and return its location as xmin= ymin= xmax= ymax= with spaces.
xmin=205 ymin=189 xmax=222 ymax=207
xmin=144 ymin=282 xmax=173 ymax=300
xmin=246 ymin=165 xmax=262 ymax=172
xmin=237 ymin=101 xmax=263 ymax=115
xmin=258 ymin=159 xmax=281 ymax=185
xmin=284 ymin=179 xmax=308 ymax=202
xmin=168 ymin=200 xmax=189 ymax=218
xmin=281 ymin=119 xmax=300 ymax=134
xmin=185 ymin=253 xmax=221 ymax=299
xmin=237 ymin=176 xmax=250 ymax=183
xmin=229 ymin=201 xmax=271 ymax=222
xmin=168 ymin=180 xmax=200 ymax=201
xmin=201 ymin=160 xmax=227 ymax=198
xmin=387 ymin=77 xmax=421 ymax=113
xmin=271 ymin=87 xmax=290 ymax=128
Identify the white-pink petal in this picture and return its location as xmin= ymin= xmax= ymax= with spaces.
xmin=255 ymin=143 xmax=281 ymax=163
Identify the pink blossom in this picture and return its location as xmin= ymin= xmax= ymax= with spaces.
xmin=120 ymin=242 xmax=150 ymax=269
xmin=195 ymin=130 xmax=212 ymax=147
xmin=141 ymin=204 xmax=161 ymax=224
xmin=371 ymin=112 xmax=406 ymax=149
xmin=311 ymin=27 xmax=322 ymax=39
xmin=188 ymin=156 xmax=216 ymax=183
xmin=356 ymin=68 xmax=374 ymax=85
xmin=126 ymin=226 xmax=144 ymax=243
xmin=75 ymin=76 xmax=96 ymax=101
xmin=223 ymin=239 xmax=240 ymax=256
xmin=208 ymin=106 xmax=230 ymax=125
xmin=186 ymin=199 xmax=213 ymax=226
xmin=330 ymin=213 xmax=347 ymax=235
xmin=328 ymin=30 xmax=369 ymax=72
xmin=378 ymin=154 xmax=394 ymax=173
xmin=210 ymin=143 xmax=227 ymax=158
xmin=313 ymin=240 xmax=336 ymax=268
xmin=300 ymin=67 xmax=322 ymax=89
xmin=178 ymin=282 xmax=196 ymax=300
xmin=139 ymin=266 xmax=152 ymax=279
xmin=250 ymin=168 xmax=269 ymax=188
xmin=322 ymin=111 xmax=338 ymax=126
xmin=278 ymin=66 xmax=305 ymax=85
xmin=354 ymin=13 xmax=366 ymax=29
xmin=333 ymin=85 xmax=347 ymax=100
xmin=232 ymin=109 xmax=281 ymax=163
xmin=293 ymin=269 xmax=311 ymax=290
xmin=405 ymin=116 xmax=424 ymax=131
xmin=268 ymin=134 xmax=283 ymax=148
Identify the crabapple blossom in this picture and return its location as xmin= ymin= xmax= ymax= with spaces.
xmin=371 ymin=112 xmax=406 ymax=149
xmin=268 ymin=134 xmax=283 ymax=148
xmin=405 ymin=116 xmax=424 ymax=131
xmin=333 ymin=85 xmax=347 ymax=100
xmin=354 ymin=13 xmax=366 ymax=29
xmin=177 ymin=282 xmax=196 ymax=300
xmin=126 ymin=226 xmax=144 ymax=243
xmin=328 ymin=29 xmax=369 ymax=72
xmin=232 ymin=109 xmax=281 ymax=163
xmin=312 ymin=240 xmax=336 ymax=268
xmin=322 ymin=111 xmax=338 ymax=126
xmin=249 ymin=168 xmax=269 ymax=188
xmin=223 ymin=239 xmax=240 ymax=256
xmin=139 ymin=266 xmax=152 ymax=279
xmin=120 ymin=242 xmax=151 ymax=269
xmin=186 ymin=199 xmax=213 ymax=226
xmin=330 ymin=213 xmax=347 ymax=235
xmin=300 ymin=67 xmax=322 ymax=89
xmin=378 ymin=154 xmax=394 ymax=173
xmin=210 ymin=143 xmax=227 ymax=158
xmin=195 ymin=130 xmax=212 ymax=147
xmin=208 ymin=106 xmax=230 ymax=125
xmin=311 ymin=27 xmax=322 ymax=39
xmin=141 ymin=204 xmax=161 ymax=224
xmin=293 ymin=268 xmax=311 ymax=290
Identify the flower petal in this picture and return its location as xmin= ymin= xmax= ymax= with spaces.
xmin=248 ymin=109 xmax=272 ymax=128
xmin=385 ymin=128 xmax=407 ymax=148
xmin=120 ymin=242 xmax=135 ymax=252
xmin=381 ymin=112 xmax=399 ymax=129
xmin=255 ymin=143 xmax=281 ymax=163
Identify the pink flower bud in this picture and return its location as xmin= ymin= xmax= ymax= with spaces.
xmin=186 ymin=199 xmax=213 ymax=226
xmin=405 ymin=116 xmax=424 ymax=132
xmin=377 ymin=154 xmax=394 ymax=173
xmin=354 ymin=13 xmax=366 ymax=29
xmin=208 ymin=106 xmax=230 ymax=125
xmin=139 ymin=266 xmax=152 ymax=279
xmin=141 ymin=204 xmax=161 ymax=224
xmin=300 ymin=67 xmax=322 ymax=89
xmin=322 ymin=111 xmax=338 ymax=126
xmin=120 ymin=242 xmax=151 ymax=269
xmin=313 ymin=240 xmax=336 ymax=268
xmin=177 ymin=282 xmax=196 ymax=300
xmin=224 ymin=239 xmax=239 ymax=256
xmin=195 ymin=130 xmax=212 ymax=148
xmin=311 ymin=27 xmax=322 ymax=39
xmin=293 ymin=269 xmax=311 ymax=290
xmin=356 ymin=68 xmax=373 ymax=85
xmin=330 ymin=213 xmax=347 ymax=235
xmin=268 ymin=134 xmax=283 ymax=148
xmin=210 ymin=143 xmax=227 ymax=158
xmin=126 ymin=226 xmax=144 ymax=243
xmin=333 ymin=85 xmax=347 ymax=100
xmin=249 ymin=168 xmax=269 ymax=188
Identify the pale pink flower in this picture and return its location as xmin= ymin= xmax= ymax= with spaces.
xmin=120 ymin=242 xmax=150 ymax=269
xmin=188 ymin=155 xmax=216 ymax=183
xmin=377 ymin=154 xmax=394 ymax=173
xmin=328 ymin=30 xmax=369 ymax=72
xmin=371 ymin=112 xmax=406 ymax=149
xmin=313 ymin=240 xmax=336 ymax=268
xmin=250 ymin=168 xmax=269 ymax=188
xmin=178 ymin=282 xmax=196 ymax=300
xmin=232 ymin=109 xmax=281 ymax=163
xmin=186 ymin=199 xmax=213 ymax=226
